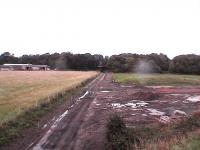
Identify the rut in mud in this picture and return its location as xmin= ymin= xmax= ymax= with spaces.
xmin=28 ymin=73 xmax=110 ymax=150
xmin=6 ymin=73 xmax=200 ymax=150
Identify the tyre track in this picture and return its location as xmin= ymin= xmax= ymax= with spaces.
xmin=30 ymin=73 xmax=105 ymax=150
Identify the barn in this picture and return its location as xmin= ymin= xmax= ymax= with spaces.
xmin=0 ymin=64 xmax=50 ymax=71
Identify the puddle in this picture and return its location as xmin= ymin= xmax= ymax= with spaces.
xmin=52 ymin=117 xmax=56 ymax=121
xmin=125 ymin=103 xmax=137 ymax=108
xmin=100 ymin=91 xmax=111 ymax=93
xmin=126 ymin=101 xmax=148 ymax=108
xmin=121 ymin=85 xmax=133 ymax=88
xmin=69 ymin=104 xmax=74 ymax=109
xmin=53 ymin=110 xmax=69 ymax=125
xmin=173 ymin=110 xmax=186 ymax=116
xmin=172 ymin=101 xmax=178 ymax=104
xmin=136 ymin=101 xmax=148 ymax=107
xmin=147 ymin=86 xmax=173 ymax=88
xmin=147 ymin=108 xmax=165 ymax=116
xmin=170 ymin=94 xmax=189 ymax=97
xmin=112 ymin=101 xmax=148 ymax=109
xmin=187 ymin=96 xmax=200 ymax=102
xmin=33 ymin=109 xmax=69 ymax=150
xmin=159 ymin=116 xmax=170 ymax=123
xmin=79 ymin=91 xmax=89 ymax=100
xmin=111 ymin=103 xmax=126 ymax=108
xmin=42 ymin=124 xmax=48 ymax=129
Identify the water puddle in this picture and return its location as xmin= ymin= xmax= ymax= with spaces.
xmin=173 ymin=110 xmax=186 ymax=116
xmin=111 ymin=101 xmax=148 ymax=109
xmin=187 ymin=96 xmax=200 ymax=102
xmin=111 ymin=103 xmax=126 ymax=108
xmin=159 ymin=116 xmax=170 ymax=123
xmin=170 ymin=94 xmax=189 ymax=97
xmin=121 ymin=85 xmax=133 ymax=88
xmin=79 ymin=91 xmax=89 ymax=100
xmin=147 ymin=108 xmax=165 ymax=116
xmin=147 ymin=86 xmax=173 ymax=89
xmin=100 ymin=91 xmax=111 ymax=93
xmin=33 ymin=109 xmax=69 ymax=150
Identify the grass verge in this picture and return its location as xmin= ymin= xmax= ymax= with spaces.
xmin=106 ymin=113 xmax=200 ymax=150
xmin=0 ymin=73 xmax=99 ymax=147
xmin=113 ymin=73 xmax=200 ymax=86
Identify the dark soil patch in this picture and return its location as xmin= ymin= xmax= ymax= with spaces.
xmin=132 ymin=91 xmax=160 ymax=101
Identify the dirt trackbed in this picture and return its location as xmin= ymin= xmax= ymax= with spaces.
xmin=29 ymin=73 xmax=109 ymax=150
xmin=5 ymin=73 xmax=200 ymax=150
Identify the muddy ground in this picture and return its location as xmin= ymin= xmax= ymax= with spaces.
xmin=4 ymin=73 xmax=200 ymax=150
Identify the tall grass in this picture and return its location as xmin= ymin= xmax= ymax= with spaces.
xmin=106 ymin=113 xmax=200 ymax=150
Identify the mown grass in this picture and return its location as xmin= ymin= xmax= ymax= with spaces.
xmin=0 ymin=71 xmax=98 ymax=124
xmin=0 ymin=72 xmax=99 ymax=147
xmin=106 ymin=113 xmax=200 ymax=150
xmin=113 ymin=73 xmax=200 ymax=86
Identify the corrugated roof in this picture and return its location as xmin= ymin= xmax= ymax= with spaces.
xmin=3 ymin=64 xmax=49 ymax=67
xmin=3 ymin=64 xmax=32 ymax=66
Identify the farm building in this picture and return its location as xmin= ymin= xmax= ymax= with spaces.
xmin=0 ymin=64 xmax=50 ymax=71
xmin=0 ymin=65 xmax=13 ymax=71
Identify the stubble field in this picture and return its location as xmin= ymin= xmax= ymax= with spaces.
xmin=0 ymin=71 xmax=98 ymax=124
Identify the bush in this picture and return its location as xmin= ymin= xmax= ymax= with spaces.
xmin=106 ymin=114 xmax=128 ymax=150
xmin=106 ymin=114 xmax=140 ymax=150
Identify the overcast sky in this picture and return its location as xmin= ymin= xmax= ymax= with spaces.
xmin=0 ymin=0 xmax=200 ymax=58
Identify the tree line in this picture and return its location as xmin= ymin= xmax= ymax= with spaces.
xmin=0 ymin=52 xmax=106 ymax=71
xmin=0 ymin=52 xmax=200 ymax=74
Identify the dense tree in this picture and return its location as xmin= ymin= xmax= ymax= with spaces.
xmin=169 ymin=54 xmax=200 ymax=74
xmin=0 ymin=52 xmax=18 ymax=65
xmin=148 ymin=53 xmax=170 ymax=71
xmin=1 ymin=51 xmax=200 ymax=74
xmin=0 ymin=52 xmax=104 ymax=71
xmin=107 ymin=53 xmax=169 ymax=73
xmin=107 ymin=54 xmax=135 ymax=72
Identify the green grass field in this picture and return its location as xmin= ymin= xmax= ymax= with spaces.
xmin=114 ymin=73 xmax=200 ymax=86
xmin=0 ymin=71 xmax=98 ymax=124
